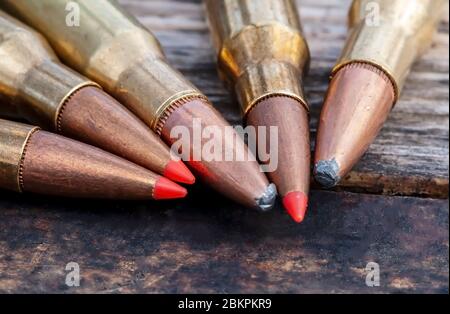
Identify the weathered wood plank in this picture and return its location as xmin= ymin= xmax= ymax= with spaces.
xmin=0 ymin=189 xmax=447 ymax=293
xmin=117 ymin=0 xmax=449 ymax=198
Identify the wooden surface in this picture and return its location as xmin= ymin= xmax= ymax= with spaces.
xmin=0 ymin=189 xmax=448 ymax=294
xmin=119 ymin=0 xmax=449 ymax=198
xmin=0 ymin=0 xmax=448 ymax=294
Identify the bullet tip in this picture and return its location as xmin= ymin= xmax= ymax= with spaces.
xmin=314 ymin=159 xmax=341 ymax=188
xmin=282 ymin=191 xmax=308 ymax=223
xmin=153 ymin=177 xmax=188 ymax=200
xmin=256 ymin=183 xmax=277 ymax=212
xmin=163 ymin=160 xmax=196 ymax=185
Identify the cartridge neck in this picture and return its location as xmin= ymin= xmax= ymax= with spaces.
xmin=19 ymin=60 xmax=98 ymax=130
xmin=112 ymin=56 xmax=201 ymax=132
xmin=0 ymin=119 xmax=39 ymax=192
xmin=335 ymin=0 xmax=445 ymax=99
xmin=235 ymin=61 xmax=308 ymax=116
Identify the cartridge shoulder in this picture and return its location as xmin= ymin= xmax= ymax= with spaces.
xmin=217 ymin=23 xmax=309 ymax=80
xmin=0 ymin=14 xmax=58 ymax=80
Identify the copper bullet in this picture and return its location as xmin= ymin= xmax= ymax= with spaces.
xmin=1 ymin=0 xmax=277 ymax=210
xmin=0 ymin=11 xmax=194 ymax=185
xmin=205 ymin=0 xmax=311 ymax=222
xmin=314 ymin=0 xmax=445 ymax=188
xmin=161 ymin=97 xmax=276 ymax=210
xmin=247 ymin=97 xmax=310 ymax=223
xmin=315 ymin=63 xmax=394 ymax=188
xmin=0 ymin=119 xmax=187 ymax=200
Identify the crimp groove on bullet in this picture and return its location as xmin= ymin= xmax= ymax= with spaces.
xmin=17 ymin=128 xmax=39 ymax=192
xmin=246 ymin=93 xmax=309 ymax=118
xmin=154 ymin=94 xmax=210 ymax=136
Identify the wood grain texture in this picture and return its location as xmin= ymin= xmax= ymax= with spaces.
xmin=0 ymin=189 xmax=447 ymax=293
xmin=116 ymin=0 xmax=449 ymax=198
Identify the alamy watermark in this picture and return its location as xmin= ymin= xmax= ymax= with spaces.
xmin=65 ymin=262 xmax=80 ymax=287
xmin=365 ymin=1 xmax=381 ymax=27
xmin=365 ymin=262 xmax=380 ymax=287
xmin=65 ymin=1 xmax=80 ymax=27
xmin=170 ymin=119 xmax=279 ymax=172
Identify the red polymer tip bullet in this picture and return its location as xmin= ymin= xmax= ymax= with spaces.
xmin=282 ymin=191 xmax=308 ymax=224
xmin=153 ymin=177 xmax=188 ymax=200
xmin=163 ymin=160 xmax=196 ymax=185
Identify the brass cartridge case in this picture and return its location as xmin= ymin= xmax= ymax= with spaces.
xmin=0 ymin=11 xmax=98 ymax=130
xmin=0 ymin=118 xmax=38 ymax=192
xmin=204 ymin=0 xmax=310 ymax=116
xmin=334 ymin=0 xmax=446 ymax=101
xmin=1 ymin=0 xmax=202 ymax=132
